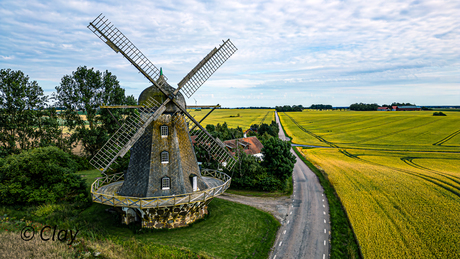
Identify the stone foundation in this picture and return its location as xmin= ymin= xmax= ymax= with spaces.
xmin=120 ymin=199 xmax=212 ymax=229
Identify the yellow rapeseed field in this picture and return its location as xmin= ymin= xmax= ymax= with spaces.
xmin=279 ymin=110 xmax=460 ymax=258
xmin=302 ymin=148 xmax=460 ymax=258
xmin=188 ymin=109 xmax=274 ymax=129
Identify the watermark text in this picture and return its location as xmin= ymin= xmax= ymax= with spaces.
xmin=20 ymin=225 xmax=79 ymax=245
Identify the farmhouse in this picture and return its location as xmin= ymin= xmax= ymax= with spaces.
xmin=377 ymin=107 xmax=390 ymax=111
xmin=393 ymin=106 xmax=421 ymax=111
xmin=223 ymin=136 xmax=264 ymax=160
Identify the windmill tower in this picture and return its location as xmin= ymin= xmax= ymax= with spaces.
xmin=87 ymin=14 xmax=237 ymax=228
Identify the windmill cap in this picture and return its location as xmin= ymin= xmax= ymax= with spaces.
xmin=138 ymin=84 xmax=186 ymax=112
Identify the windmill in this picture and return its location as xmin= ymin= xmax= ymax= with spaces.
xmin=87 ymin=14 xmax=237 ymax=229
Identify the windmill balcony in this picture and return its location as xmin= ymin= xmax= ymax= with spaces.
xmin=90 ymin=169 xmax=231 ymax=229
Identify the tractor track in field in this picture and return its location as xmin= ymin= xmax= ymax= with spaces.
xmin=283 ymin=112 xmax=338 ymax=148
xmin=282 ymin=113 xmax=460 ymax=199
xmin=332 ymin=150 xmax=416 ymax=255
xmin=282 ymin=111 xmax=460 ymax=190
xmin=342 ymin=149 xmax=460 ymax=201
xmin=334 ymin=150 xmax=440 ymax=256
xmin=400 ymin=157 xmax=460 ymax=183
xmin=433 ymin=129 xmax=460 ymax=146
xmin=258 ymin=111 xmax=270 ymax=125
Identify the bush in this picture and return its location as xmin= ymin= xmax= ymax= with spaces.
xmin=256 ymin=175 xmax=282 ymax=192
xmin=0 ymin=146 xmax=89 ymax=205
xmin=261 ymin=137 xmax=296 ymax=182
xmin=433 ymin=112 xmax=447 ymax=116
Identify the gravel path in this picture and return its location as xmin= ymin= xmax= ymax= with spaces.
xmin=218 ymin=193 xmax=291 ymax=223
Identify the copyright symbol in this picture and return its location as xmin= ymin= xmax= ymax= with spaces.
xmin=21 ymin=226 xmax=35 ymax=241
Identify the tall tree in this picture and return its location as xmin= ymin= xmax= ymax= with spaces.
xmin=55 ymin=66 xmax=136 ymax=158
xmin=261 ymin=137 xmax=296 ymax=183
xmin=0 ymin=69 xmax=53 ymax=156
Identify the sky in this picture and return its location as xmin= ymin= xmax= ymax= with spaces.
xmin=1 ymin=0 xmax=459 ymax=107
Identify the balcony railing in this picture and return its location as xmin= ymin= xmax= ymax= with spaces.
xmin=90 ymin=169 xmax=231 ymax=209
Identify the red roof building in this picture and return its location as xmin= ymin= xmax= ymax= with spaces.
xmin=391 ymin=106 xmax=421 ymax=111
xmin=223 ymin=136 xmax=264 ymax=159
xmin=191 ymin=135 xmax=265 ymax=160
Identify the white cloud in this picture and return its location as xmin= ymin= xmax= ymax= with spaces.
xmin=1 ymin=55 xmax=14 ymax=60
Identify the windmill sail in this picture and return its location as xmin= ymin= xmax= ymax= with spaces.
xmin=177 ymin=39 xmax=237 ymax=98
xmin=175 ymin=109 xmax=237 ymax=170
xmin=88 ymin=14 xmax=173 ymax=174
xmin=192 ymin=129 xmax=236 ymax=170
xmin=88 ymin=14 xmax=168 ymax=86
xmin=90 ymin=96 xmax=162 ymax=175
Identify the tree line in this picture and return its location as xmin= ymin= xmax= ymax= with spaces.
xmin=0 ymin=67 xmax=135 ymax=160
xmin=349 ymin=102 xmax=418 ymax=111
xmin=275 ymin=104 xmax=335 ymax=111
xmin=309 ymin=104 xmax=333 ymax=110
xmin=275 ymin=105 xmax=304 ymax=112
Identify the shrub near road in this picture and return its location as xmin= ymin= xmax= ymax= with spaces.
xmin=279 ymin=110 xmax=460 ymax=258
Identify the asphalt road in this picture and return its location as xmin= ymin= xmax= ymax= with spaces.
xmin=270 ymin=111 xmax=330 ymax=259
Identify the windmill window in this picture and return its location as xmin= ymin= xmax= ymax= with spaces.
xmin=160 ymin=125 xmax=168 ymax=137
xmin=161 ymin=151 xmax=169 ymax=163
xmin=161 ymin=177 xmax=170 ymax=190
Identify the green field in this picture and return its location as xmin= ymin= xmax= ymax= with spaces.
xmin=188 ymin=109 xmax=275 ymax=129
xmin=279 ymin=110 xmax=460 ymax=258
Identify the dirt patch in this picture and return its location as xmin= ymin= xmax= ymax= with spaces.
xmin=219 ymin=193 xmax=292 ymax=224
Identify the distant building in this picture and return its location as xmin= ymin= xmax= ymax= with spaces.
xmin=377 ymin=107 xmax=390 ymax=111
xmin=243 ymin=128 xmax=257 ymax=138
xmin=394 ymin=106 xmax=421 ymax=111
xmin=223 ymin=136 xmax=264 ymax=160
xmin=190 ymin=135 xmax=264 ymax=160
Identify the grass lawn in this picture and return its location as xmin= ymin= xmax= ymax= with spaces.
xmin=75 ymin=198 xmax=279 ymax=258
xmin=0 ymin=169 xmax=280 ymax=259
xmin=77 ymin=171 xmax=280 ymax=259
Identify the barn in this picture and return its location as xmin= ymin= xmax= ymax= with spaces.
xmin=395 ymin=106 xmax=421 ymax=111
